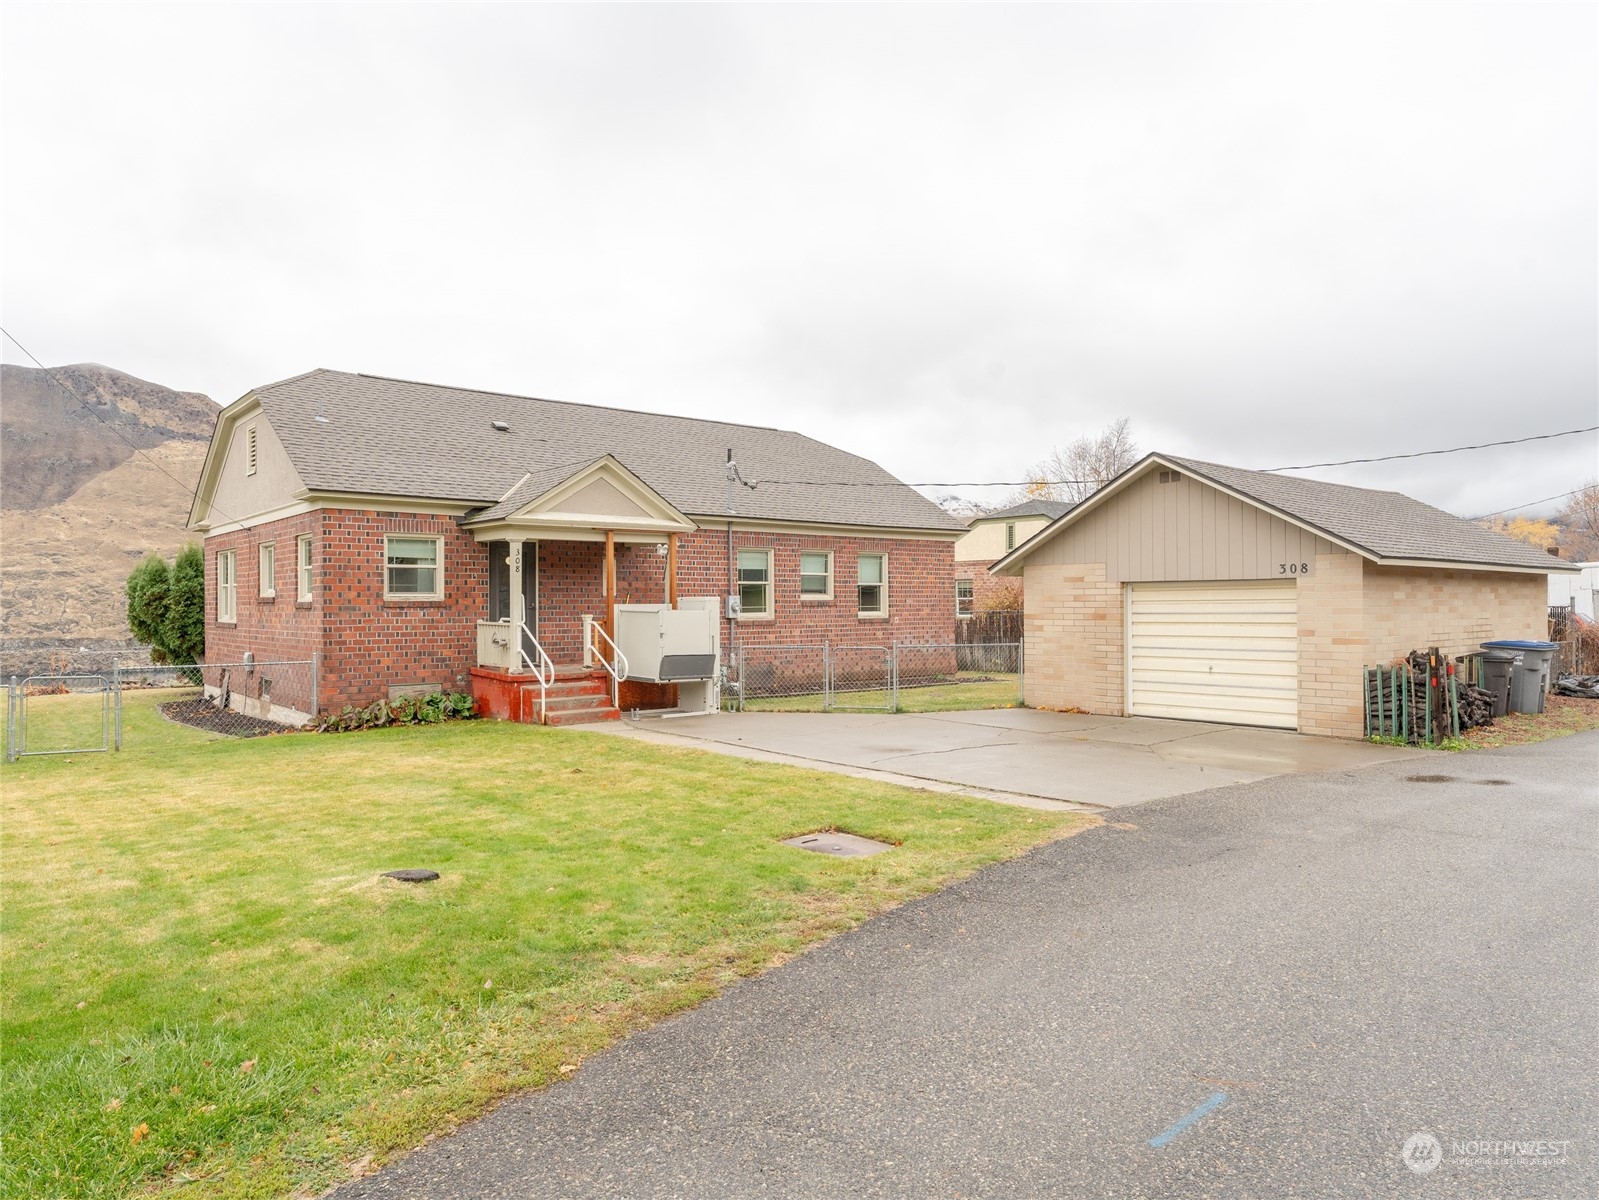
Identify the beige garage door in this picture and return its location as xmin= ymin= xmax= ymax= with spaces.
xmin=1127 ymin=581 xmax=1298 ymax=729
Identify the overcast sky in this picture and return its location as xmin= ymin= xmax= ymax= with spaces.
xmin=2 ymin=3 xmax=1594 ymax=518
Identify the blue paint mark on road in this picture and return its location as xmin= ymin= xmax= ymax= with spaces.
xmin=1148 ymin=1091 xmax=1229 ymax=1148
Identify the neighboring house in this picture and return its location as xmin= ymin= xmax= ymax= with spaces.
xmin=953 ymin=499 xmax=1073 ymax=617
xmin=1548 ymin=562 xmax=1598 ymax=621
xmin=188 ymin=370 xmax=964 ymax=723
xmin=992 ymin=453 xmax=1577 ymax=739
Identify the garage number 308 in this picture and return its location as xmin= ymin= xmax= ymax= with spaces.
xmin=1278 ymin=562 xmax=1310 ymax=575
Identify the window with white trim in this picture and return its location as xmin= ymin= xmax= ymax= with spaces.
xmin=385 ymin=535 xmax=442 ymax=599
xmin=737 ymin=548 xmax=771 ymax=617
xmin=297 ymin=535 xmax=313 ymax=601
xmin=259 ymin=542 xmax=275 ymax=597
xmin=799 ymin=551 xmax=832 ymax=599
xmin=217 ymin=550 xmax=237 ymax=623
xmin=955 ymin=578 xmax=974 ymax=618
xmin=857 ymin=553 xmax=886 ymax=615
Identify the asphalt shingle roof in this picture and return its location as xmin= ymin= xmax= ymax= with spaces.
xmin=251 ymin=370 xmax=963 ymax=532
xmin=973 ymin=499 xmax=1074 ymax=523
xmin=1164 ymin=455 xmax=1566 ymax=571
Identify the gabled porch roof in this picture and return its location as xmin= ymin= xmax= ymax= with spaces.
xmin=463 ymin=454 xmax=697 ymax=543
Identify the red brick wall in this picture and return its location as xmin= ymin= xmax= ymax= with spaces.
xmin=203 ymin=512 xmax=323 ymax=714
xmin=675 ymin=528 xmax=957 ymax=653
xmin=317 ymin=510 xmax=486 ymax=710
xmin=530 ymin=541 xmax=671 ymax=663
xmin=957 ymin=561 xmax=1024 ymax=613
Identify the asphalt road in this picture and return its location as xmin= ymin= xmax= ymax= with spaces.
xmin=338 ymin=732 xmax=1598 ymax=1199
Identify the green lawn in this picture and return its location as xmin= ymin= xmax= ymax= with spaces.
xmin=742 ymin=675 xmax=1022 ymax=713
xmin=1 ymin=690 xmax=1083 ymax=1199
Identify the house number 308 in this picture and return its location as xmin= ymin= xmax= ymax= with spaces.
xmin=1278 ymin=562 xmax=1310 ymax=575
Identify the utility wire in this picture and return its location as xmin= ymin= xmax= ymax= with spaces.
xmin=6 ymin=326 xmax=1589 ymax=524
xmin=1469 ymin=489 xmax=1586 ymax=522
xmin=1261 ymin=427 xmax=1597 ymax=471
xmin=0 ymin=326 xmax=252 ymax=531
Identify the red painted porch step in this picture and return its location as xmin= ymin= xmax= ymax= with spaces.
xmin=519 ymin=670 xmax=620 ymax=726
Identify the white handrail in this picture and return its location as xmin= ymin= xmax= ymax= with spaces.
xmin=588 ymin=622 xmax=629 ymax=711
xmin=520 ymin=623 xmax=556 ymax=723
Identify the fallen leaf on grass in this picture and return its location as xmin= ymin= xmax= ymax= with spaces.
xmin=239 ymin=1059 xmax=256 ymax=1074
xmin=105 ymin=1098 xmax=123 ymax=1112
xmin=558 ymin=1063 xmax=578 ymax=1075
xmin=131 ymin=1123 xmax=150 ymax=1145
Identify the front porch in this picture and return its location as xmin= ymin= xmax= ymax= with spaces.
xmin=463 ymin=454 xmax=703 ymax=725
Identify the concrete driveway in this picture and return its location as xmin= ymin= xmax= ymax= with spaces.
xmin=606 ymin=708 xmax=1421 ymax=809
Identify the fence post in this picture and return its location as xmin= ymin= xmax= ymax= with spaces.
xmin=890 ymin=641 xmax=898 ymax=713
xmin=823 ymin=641 xmax=831 ymax=713
xmin=1017 ymin=637 xmax=1025 ymax=706
xmin=5 ymin=676 xmax=15 ymax=763
xmin=113 ymin=666 xmax=123 ymax=751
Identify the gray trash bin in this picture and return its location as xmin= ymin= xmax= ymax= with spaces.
xmin=1482 ymin=640 xmax=1559 ymax=715
xmin=1477 ymin=649 xmax=1517 ymax=717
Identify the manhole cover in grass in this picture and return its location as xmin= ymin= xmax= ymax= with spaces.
xmin=782 ymin=831 xmax=894 ymax=858
xmin=1404 ymin=774 xmax=1458 ymax=784
xmin=382 ymin=869 xmax=440 ymax=882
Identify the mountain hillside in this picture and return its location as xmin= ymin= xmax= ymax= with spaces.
xmin=2 ymin=363 xmax=217 ymax=509
xmin=1 ymin=364 xmax=220 ymax=673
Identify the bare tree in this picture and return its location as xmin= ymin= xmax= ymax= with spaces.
xmin=1024 ymin=418 xmax=1140 ymax=504
xmin=1558 ymin=481 xmax=1599 ymax=561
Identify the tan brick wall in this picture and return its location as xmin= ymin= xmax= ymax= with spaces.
xmin=1022 ymin=550 xmax=1549 ymax=740
xmin=1295 ymin=551 xmax=1367 ymax=738
xmin=1362 ymin=564 xmax=1547 ymax=669
xmin=1022 ymin=562 xmax=1124 ymax=713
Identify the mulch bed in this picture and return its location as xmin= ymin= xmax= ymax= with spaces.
xmin=159 ymin=698 xmax=297 ymax=739
xmin=1460 ymin=694 xmax=1599 ymax=749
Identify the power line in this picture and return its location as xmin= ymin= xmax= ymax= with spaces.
xmin=1261 ymin=427 xmax=1597 ymax=471
xmin=761 ymin=427 xmax=1599 ymax=489
xmin=0 ymin=326 xmax=249 ymax=531
xmin=1469 ymin=489 xmax=1585 ymax=522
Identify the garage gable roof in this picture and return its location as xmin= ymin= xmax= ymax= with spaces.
xmin=992 ymin=452 xmax=1578 ymax=575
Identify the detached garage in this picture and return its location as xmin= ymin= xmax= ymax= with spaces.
xmin=991 ymin=454 xmax=1573 ymax=739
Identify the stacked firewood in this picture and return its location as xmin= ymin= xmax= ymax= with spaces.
xmin=1402 ymin=650 xmax=1495 ymax=735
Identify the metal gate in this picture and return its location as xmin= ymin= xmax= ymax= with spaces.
xmin=825 ymin=644 xmax=892 ymax=712
xmin=6 ymin=675 xmax=113 ymax=762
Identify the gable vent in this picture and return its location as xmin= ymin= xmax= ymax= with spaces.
xmin=1158 ymin=470 xmax=1182 ymax=484
xmin=491 ymin=420 xmax=511 ymax=432
xmin=246 ymin=425 xmax=258 ymax=476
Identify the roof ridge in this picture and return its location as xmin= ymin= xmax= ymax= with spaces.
xmin=334 ymin=369 xmax=813 ymax=442
xmin=241 ymin=367 xmax=335 ymax=402
xmin=1162 ymin=453 xmax=1412 ymax=502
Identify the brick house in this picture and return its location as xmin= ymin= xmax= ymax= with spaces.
xmin=188 ymin=370 xmax=964 ymax=723
xmin=952 ymin=498 xmax=1073 ymax=617
xmin=991 ymin=453 xmax=1574 ymax=738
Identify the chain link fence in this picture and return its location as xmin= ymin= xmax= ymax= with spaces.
xmin=7 ymin=660 xmax=316 ymax=761
xmin=727 ymin=640 xmax=1023 ymax=713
